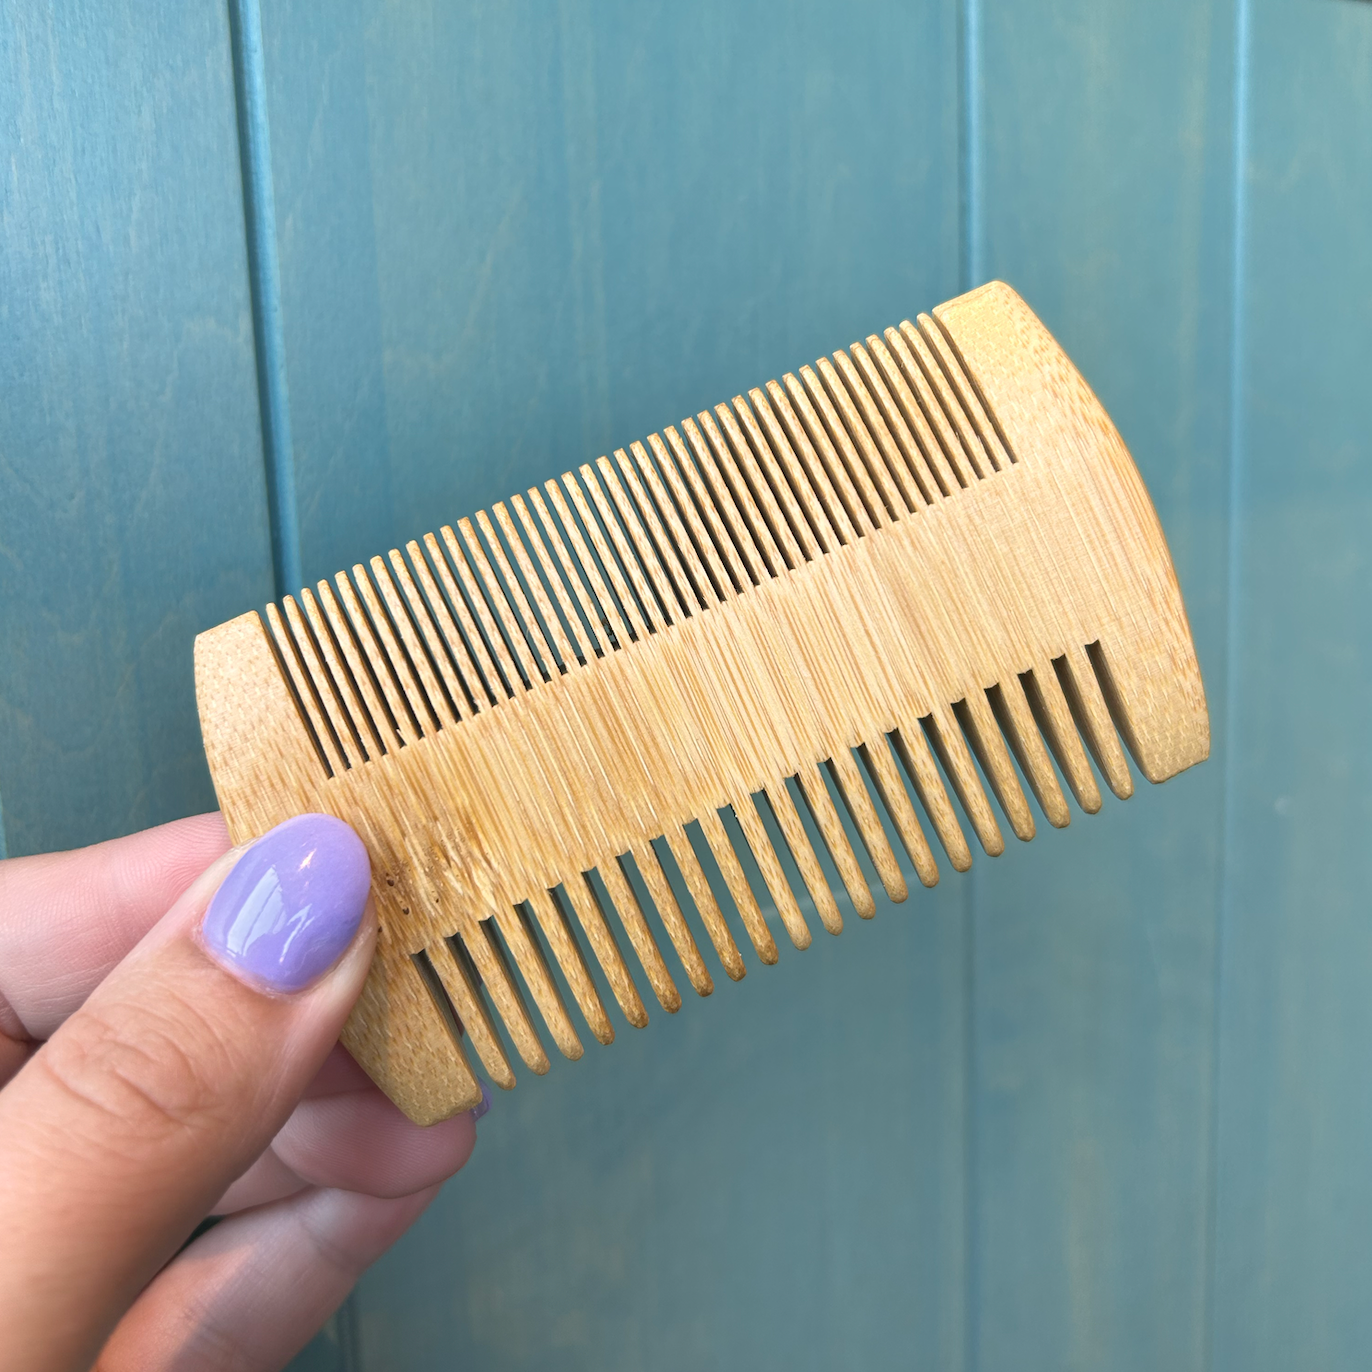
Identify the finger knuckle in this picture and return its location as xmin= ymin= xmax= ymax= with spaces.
xmin=36 ymin=992 xmax=240 ymax=1146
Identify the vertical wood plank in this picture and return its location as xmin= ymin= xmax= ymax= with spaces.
xmin=971 ymin=3 xmax=1236 ymax=1368
xmin=258 ymin=3 xmax=967 ymax=1367
xmin=0 ymin=2 xmax=274 ymax=855
xmin=261 ymin=0 xmax=965 ymax=589
xmin=1212 ymin=4 xmax=1372 ymax=1368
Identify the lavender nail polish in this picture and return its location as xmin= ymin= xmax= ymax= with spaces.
xmin=202 ymin=814 xmax=371 ymax=993
xmin=470 ymin=1080 xmax=492 ymax=1121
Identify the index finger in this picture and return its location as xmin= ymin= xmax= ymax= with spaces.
xmin=0 ymin=813 xmax=230 ymax=1047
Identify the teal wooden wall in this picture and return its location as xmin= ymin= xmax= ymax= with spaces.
xmin=2 ymin=2 xmax=1369 ymax=1369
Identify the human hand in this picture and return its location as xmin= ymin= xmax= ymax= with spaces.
xmin=0 ymin=811 xmax=485 ymax=1371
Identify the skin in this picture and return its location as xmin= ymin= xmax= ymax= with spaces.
xmin=0 ymin=813 xmax=479 ymax=1372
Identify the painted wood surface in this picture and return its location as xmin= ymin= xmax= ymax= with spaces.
xmin=0 ymin=1 xmax=275 ymax=858
xmin=969 ymin=3 xmax=1236 ymax=1368
xmin=1211 ymin=4 xmax=1372 ymax=1369
xmin=2 ymin=1 xmax=1370 ymax=1369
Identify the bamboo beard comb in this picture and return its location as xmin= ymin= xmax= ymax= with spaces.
xmin=196 ymin=282 xmax=1209 ymax=1125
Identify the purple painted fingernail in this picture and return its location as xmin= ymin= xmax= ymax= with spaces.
xmin=202 ymin=814 xmax=371 ymax=993
xmin=470 ymin=1080 xmax=492 ymax=1121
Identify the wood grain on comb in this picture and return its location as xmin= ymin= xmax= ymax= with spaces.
xmin=195 ymin=283 xmax=1209 ymax=1125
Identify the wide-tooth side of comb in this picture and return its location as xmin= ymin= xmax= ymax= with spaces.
xmin=195 ymin=282 xmax=1209 ymax=1125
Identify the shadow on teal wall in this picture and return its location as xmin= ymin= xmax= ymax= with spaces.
xmin=2 ymin=1 xmax=1369 ymax=1368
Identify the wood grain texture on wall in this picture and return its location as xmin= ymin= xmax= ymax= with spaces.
xmin=0 ymin=1 xmax=275 ymax=857
xmin=970 ymin=2 xmax=1236 ymax=1368
xmin=261 ymin=0 xmax=964 ymax=591
xmin=1212 ymin=3 xmax=1372 ymax=1368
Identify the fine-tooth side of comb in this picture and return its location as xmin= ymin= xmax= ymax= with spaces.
xmin=195 ymin=282 xmax=1209 ymax=1125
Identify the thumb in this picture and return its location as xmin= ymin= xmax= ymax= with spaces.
xmin=0 ymin=814 xmax=376 ymax=1372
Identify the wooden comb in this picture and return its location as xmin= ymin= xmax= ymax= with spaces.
xmin=195 ymin=281 xmax=1209 ymax=1125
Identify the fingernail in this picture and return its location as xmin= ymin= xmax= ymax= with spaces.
xmin=202 ymin=814 xmax=371 ymax=993
xmin=470 ymin=1080 xmax=492 ymax=1121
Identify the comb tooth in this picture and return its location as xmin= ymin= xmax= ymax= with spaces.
xmin=303 ymin=585 xmax=383 ymax=757
xmin=794 ymin=766 xmax=875 ymax=919
xmin=493 ymin=904 xmax=583 ymax=1059
xmin=438 ymin=526 xmax=524 ymax=696
xmin=725 ymin=396 xmax=820 ymax=562
xmin=456 ymin=914 xmax=551 ymax=1074
xmin=882 ymin=326 xmax=976 ymax=488
xmin=631 ymin=843 xmax=713 ymax=996
xmin=564 ymin=470 xmax=650 ymax=641
xmin=800 ymin=363 xmax=894 ymax=526
xmin=282 ymin=593 xmax=361 ymax=763
xmin=889 ymin=723 xmax=972 ymax=871
xmin=842 ymin=343 xmax=939 ymax=506
xmin=753 ymin=383 xmax=848 ymax=552
xmin=730 ymin=795 xmax=812 ymax=950
xmin=559 ymin=875 xmax=649 ymax=1027
xmin=1021 ymin=660 xmax=1102 ymax=813
xmin=403 ymin=950 xmax=485 ymax=1104
xmin=618 ymin=445 xmax=704 ymax=612
xmin=857 ymin=736 xmax=940 ymax=888
xmin=265 ymin=601 xmax=346 ymax=774
xmin=696 ymin=810 xmax=778 ymax=964
xmin=898 ymin=320 xmax=992 ymax=479
xmin=640 ymin=434 xmax=726 ymax=605
xmin=697 ymin=409 xmax=788 ymax=577
xmin=316 ymin=580 xmax=399 ymax=751
xmin=522 ymin=490 xmax=602 ymax=659
xmin=525 ymin=887 xmax=613 ymax=1045
xmin=712 ymin=400 xmax=803 ymax=569
xmin=351 ymin=563 xmax=445 ymax=731
xmin=598 ymin=857 xmax=682 ymax=1012
xmin=925 ymin=307 xmax=1020 ymax=468
xmin=759 ymin=381 xmax=854 ymax=547
xmin=499 ymin=498 xmax=579 ymax=670
xmin=1056 ymin=645 xmax=1134 ymax=800
xmin=474 ymin=510 xmax=556 ymax=678
xmin=762 ymin=781 xmax=844 ymax=935
xmin=661 ymin=426 xmax=748 ymax=598
xmin=428 ymin=937 xmax=516 ymax=1090
xmin=542 ymin=479 xmax=625 ymax=653
xmin=817 ymin=355 xmax=913 ymax=518
xmin=661 ymin=825 xmax=746 ymax=981
xmin=861 ymin=334 xmax=960 ymax=498
xmin=924 ymin=705 xmax=1006 ymax=857
xmin=783 ymin=371 xmax=879 ymax=535
xmin=484 ymin=505 xmax=563 ymax=674
xmin=580 ymin=461 xmax=665 ymax=631
xmin=825 ymin=749 xmax=909 ymax=903
xmin=916 ymin=314 xmax=1015 ymax=471
xmin=462 ymin=516 xmax=547 ymax=685
xmin=954 ymin=691 xmax=1037 ymax=841
xmin=334 ymin=570 xmax=421 ymax=743
xmin=597 ymin=455 xmax=682 ymax=624
xmin=678 ymin=418 xmax=767 ymax=588
xmin=512 ymin=493 xmax=595 ymax=666
xmin=410 ymin=537 xmax=501 ymax=708
xmin=381 ymin=549 xmax=472 ymax=718
xmin=988 ymin=677 xmax=1072 ymax=828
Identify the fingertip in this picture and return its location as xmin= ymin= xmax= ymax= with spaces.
xmin=470 ymin=1079 xmax=492 ymax=1122
xmin=200 ymin=815 xmax=372 ymax=997
xmin=272 ymin=1083 xmax=477 ymax=1198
